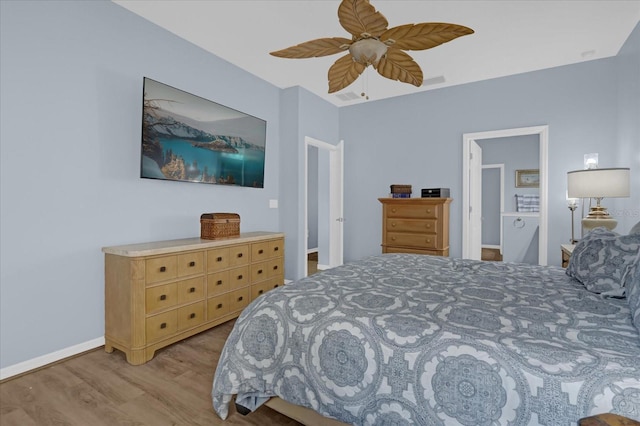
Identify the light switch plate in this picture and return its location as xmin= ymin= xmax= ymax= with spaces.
xmin=269 ymin=199 xmax=278 ymax=209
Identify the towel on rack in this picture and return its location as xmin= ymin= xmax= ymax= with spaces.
xmin=515 ymin=194 xmax=539 ymax=212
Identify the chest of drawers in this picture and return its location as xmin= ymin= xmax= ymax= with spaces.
xmin=103 ymin=231 xmax=284 ymax=365
xmin=379 ymin=198 xmax=451 ymax=256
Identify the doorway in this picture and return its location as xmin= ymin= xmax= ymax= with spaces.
xmin=303 ymin=137 xmax=344 ymax=277
xmin=462 ymin=126 xmax=549 ymax=265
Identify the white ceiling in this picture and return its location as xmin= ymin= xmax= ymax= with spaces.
xmin=113 ymin=1 xmax=640 ymax=106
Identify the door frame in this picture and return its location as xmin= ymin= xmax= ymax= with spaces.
xmin=462 ymin=125 xmax=549 ymax=265
xmin=303 ymin=136 xmax=344 ymax=276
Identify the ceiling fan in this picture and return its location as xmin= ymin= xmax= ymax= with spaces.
xmin=270 ymin=0 xmax=474 ymax=94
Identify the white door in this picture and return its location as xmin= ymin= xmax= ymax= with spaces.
xmin=469 ymin=140 xmax=483 ymax=260
xmin=304 ymin=137 xmax=344 ymax=275
xmin=328 ymin=141 xmax=344 ymax=267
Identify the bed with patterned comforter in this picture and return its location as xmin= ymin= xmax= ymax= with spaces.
xmin=212 ymin=254 xmax=640 ymax=425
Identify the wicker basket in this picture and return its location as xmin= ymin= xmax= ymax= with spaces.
xmin=200 ymin=213 xmax=240 ymax=240
xmin=390 ymin=184 xmax=412 ymax=194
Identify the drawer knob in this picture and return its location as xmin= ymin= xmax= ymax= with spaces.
xmin=258 ymin=269 xmax=263 ymax=274
xmin=189 ymin=261 xmax=196 ymax=267
xmin=391 ymin=222 xmax=396 ymax=227
xmin=391 ymin=237 xmax=396 ymax=241
xmin=258 ymin=289 xmax=264 ymax=295
xmin=426 ymin=209 xmax=431 ymax=214
xmin=217 ymin=280 xmax=223 ymax=285
xmin=217 ymin=303 xmax=223 ymax=309
xmin=258 ymin=249 xmax=264 ymax=254
xmin=189 ymin=287 xmax=196 ymax=293
xmin=190 ymin=313 xmax=196 ymax=319
xmin=426 ymin=238 xmax=431 ymax=243
xmin=237 ymin=275 xmax=243 ymax=280
xmin=274 ymin=247 xmax=279 ymax=251
xmin=391 ymin=208 xmax=397 ymax=213
xmin=160 ymin=294 xmax=166 ymax=301
xmin=160 ymin=266 xmax=166 ymax=272
xmin=238 ymin=296 xmax=243 ymax=301
xmin=426 ymin=224 xmax=431 ymax=229
xmin=237 ymin=253 xmax=243 ymax=258
xmin=217 ymin=256 xmax=223 ymax=262
xmin=160 ymin=322 xmax=167 ymax=329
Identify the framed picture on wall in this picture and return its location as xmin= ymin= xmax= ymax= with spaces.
xmin=515 ymin=169 xmax=539 ymax=188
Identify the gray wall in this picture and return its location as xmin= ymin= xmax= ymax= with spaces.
xmin=0 ymin=1 xmax=285 ymax=369
xmin=480 ymin=136 xmax=539 ymax=212
xmin=339 ymin=48 xmax=634 ymax=264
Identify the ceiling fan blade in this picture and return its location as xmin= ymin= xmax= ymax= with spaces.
xmin=375 ymin=49 xmax=423 ymax=87
xmin=380 ymin=23 xmax=474 ymax=51
xmin=338 ymin=0 xmax=388 ymax=39
xmin=270 ymin=37 xmax=352 ymax=58
xmin=328 ymin=54 xmax=366 ymax=93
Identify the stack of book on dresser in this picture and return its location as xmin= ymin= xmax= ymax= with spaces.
xmin=390 ymin=184 xmax=412 ymax=198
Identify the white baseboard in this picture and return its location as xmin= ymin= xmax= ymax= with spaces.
xmin=317 ymin=264 xmax=331 ymax=271
xmin=307 ymin=248 xmax=318 ymax=254
xmin=0 ymin=336 xmax=105 ymax=381
xmin=482 ymin=244 xmax=501 ymax=250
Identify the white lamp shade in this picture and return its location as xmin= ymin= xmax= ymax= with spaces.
xmin=567 ymin=168 xmax=630 ymax=198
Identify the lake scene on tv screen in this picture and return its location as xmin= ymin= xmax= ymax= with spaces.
xmin=141 ymin=78 xmax=266 ymax=188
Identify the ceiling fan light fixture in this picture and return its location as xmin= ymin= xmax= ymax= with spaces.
xmin=349 ymin=38 xmax=388 ymax=65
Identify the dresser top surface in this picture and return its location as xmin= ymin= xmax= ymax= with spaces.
xmin=103 ymin=231 xmax=284 ymax=257
xmin=379 ymin=197 xmax=452 ymax=204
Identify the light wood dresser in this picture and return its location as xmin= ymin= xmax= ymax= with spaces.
xmin=379 ymin=198 xmax=452 ymax=256
xmin=102 ymin=231 xmax=284 ymax=365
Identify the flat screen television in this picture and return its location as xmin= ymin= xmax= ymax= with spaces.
xmin=140 ymin=77 xmax=266 ymax=188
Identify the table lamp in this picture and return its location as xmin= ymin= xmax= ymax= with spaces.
xmin=567 ymin=168 xmax=630 ymax=233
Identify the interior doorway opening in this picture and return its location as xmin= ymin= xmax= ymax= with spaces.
xmin=462 ymin=125 xmax=549 ymax=265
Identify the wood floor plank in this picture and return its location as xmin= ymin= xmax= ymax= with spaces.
xmin=1 ymin=319 xmax=302 ymax=426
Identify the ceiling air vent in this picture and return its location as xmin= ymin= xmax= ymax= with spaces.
xmin=335 ymin=91 xmax=361 ymax=101
xmin=422 ymin=75 xmax=446 ymax=86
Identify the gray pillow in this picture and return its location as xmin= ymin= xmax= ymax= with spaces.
xmin=630 ymin=221 xmax=640 ymax=235
xmin=626 ymin=251 xmax=640 ymax=333
xmin=566 ymin=227 xmax=640 ymax=297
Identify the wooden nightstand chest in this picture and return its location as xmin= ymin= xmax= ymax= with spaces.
xmin=561 ymin=243 xmax=576 ymax=268
xmin=379 ymin=198 xmax=452 ymax=256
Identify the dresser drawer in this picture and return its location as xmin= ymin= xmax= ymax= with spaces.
xmin=267 ymin=258 xmax=283 ymax=278
xmin=146 ymin=283 xmax=177 ymax=314
xmin=229 ymin=265 xmax=250 ymax=290
xmin=177 ymin=277 xmax=204 ymax=304
xmin=207 ymin=270 xmax=230 ymax=296
xmin=251 ymin=277 xmax=283 ymax=301
xmin=146 ymin=310 xmax=177 ymax=342
xmin=251 ymin=242 xmax=270 ymax=262
xmin=146 ymin=256 xmax=177 ymax=284
xmin=387 ymin=205 xmax=439 ymax=219
xmin=228 ymin=244 xmax=249 ymax=267
xmin=207 ymin=247 xmax=230 ymax=271
xmin=251 ymin=261 xmax=269 ymax=283
xmin=177 ymin=301 xmax=204 ymax=331
xmin=387 ymin=218 xmax=438 ymax=233
xmin=269 ymin=240 xmax=284 ymax=258
xmin=207 ymin=293 xmax=230 ymax=320
xmin=177 ymin=252 xmax=204 ymax=277
xmin=229 ymin=287 xmax=250 ymax=313
xmin=387 ymin=232 xmax=438 ymax=249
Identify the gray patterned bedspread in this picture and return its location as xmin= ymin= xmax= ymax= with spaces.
xmin=212 ymin=254 xmax=640 ymax=425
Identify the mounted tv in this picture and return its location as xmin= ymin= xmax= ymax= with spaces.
xmin=140 ymin=77 xmax=266 ymax=188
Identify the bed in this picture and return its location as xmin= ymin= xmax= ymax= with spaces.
xmin=212 ymin=227 xmax=640 ymax=425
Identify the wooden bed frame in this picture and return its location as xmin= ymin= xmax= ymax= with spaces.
xmin=261 ymin=398 xmax=640 ymax=426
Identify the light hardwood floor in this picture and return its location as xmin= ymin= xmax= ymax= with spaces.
xmin=0 ymin=319 xmax=302 ymax=426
